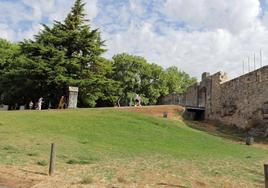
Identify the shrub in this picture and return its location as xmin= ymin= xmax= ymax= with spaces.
xmin=37 ymin=160 xmax=48 ymax=166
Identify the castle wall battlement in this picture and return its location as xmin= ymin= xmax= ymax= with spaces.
xmin=184 ymin=65 xmax=268 ymax=127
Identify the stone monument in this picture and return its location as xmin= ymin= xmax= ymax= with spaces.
xmin=68 ymin=87 xmax=79 ymax=108
xmin=0 ymin=104 xmax=8 ymax=111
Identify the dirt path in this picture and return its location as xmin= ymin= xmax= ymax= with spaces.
xmin=0 ymin=166 xmax=43 ymax=188
xmin=124 ymin=105 xmax=184 ymax=121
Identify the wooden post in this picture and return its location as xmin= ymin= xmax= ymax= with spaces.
xmin=49 ymin=143 xmax=56 ymax=176
xmin=245 ymin=136 xmax=254 ymax=145
xmin=163 ymin=112 xmax=168 ymax=118
xmin=264 ymin=164 xmax=268 ymax=188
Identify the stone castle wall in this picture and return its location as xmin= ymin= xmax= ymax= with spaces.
xmin=159 ymin=93 xmax=185 ymax=105
xmin=185 ymin=84 xmax=199 ymax=107
xmin=184 ymin=65 xmax=268 ymax=128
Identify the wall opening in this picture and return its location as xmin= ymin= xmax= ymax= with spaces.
xmin=185 ymin=108 xmax=205 ymax=121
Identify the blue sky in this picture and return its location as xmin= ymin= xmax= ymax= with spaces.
xmin=1 ymin=0 xmax=268 ymax=79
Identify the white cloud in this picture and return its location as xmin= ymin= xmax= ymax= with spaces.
xmin=104 ymin=21 xmax=268 ymax=79
xmin=85 ymin=0 xmax=98 ymax=20
xmin=0 ymin=24 xmax=15 ymax=41
xmin=0 ymin=0 xmax=98 ymax=41
xmin=161 ymin=0 xmax=261 ymax=34
xmin=1 ymin=0 xmax=268 ymax=80
xmin=17 ymin=24 xmax=44 ymax=41
xmin=0 ymin=1 xmax=32 ymax=24
xmin=129 ymin=0 xmax=145 ymax=16
xmin=99 ymin=0 xmax=268 ymax=80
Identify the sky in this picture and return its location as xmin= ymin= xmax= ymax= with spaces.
xmin=1 ymin=0 xmax=268 ymax=80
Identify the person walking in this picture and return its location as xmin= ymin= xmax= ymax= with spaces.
xmin=29 ymin=100 xmax=33 ymax=110
xmin=135 ymin=94 xmax=142 ymax=107
xmin=58 ymin=96 xmax=65 ymax=109
xmin=37 ymin=97 xmax=43 ymax=110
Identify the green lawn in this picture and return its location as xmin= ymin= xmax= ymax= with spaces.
xmin=0 ymin=108 xmax=267 ymax=187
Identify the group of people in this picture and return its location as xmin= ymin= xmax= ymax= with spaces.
xmin=115 ymin=94 xmax=142 ymax=108
xmin=28 ymin=96 xmax=67 ymax=110
xmin=28 ymin=94 xmax=141 ymax=110
xmin=29 ymin=97 xmax=43 ymax=110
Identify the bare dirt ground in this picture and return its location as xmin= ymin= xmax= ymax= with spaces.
xmin=0 ymin=159 xmax=246 ymax=188
xmin=0 ymin=166 xmax=38 ymax=188
xmin=188 ymin=120 xmax=268 ymax=150
xmin=124 ymin=105 xmax=184 ymax=121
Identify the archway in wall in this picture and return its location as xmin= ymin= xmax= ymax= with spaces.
xmin=185 ymin=107 xmax=205 ymax=121
xmin=198 ymin=87 xmax=207 ymax=108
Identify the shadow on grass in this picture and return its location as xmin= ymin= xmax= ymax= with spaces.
xmin=66 ymin=156 xmax=99 ymax=165
xmin=184 ymin=120 xmax=268 ymax=144
xmin=19 ymin=168 xmax=47 ymax=176
xmin=157 ymin=182 xmax=188 ymax=188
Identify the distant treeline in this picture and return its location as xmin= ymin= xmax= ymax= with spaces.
xmin=0 ymin=0 xmax=196 ymax=108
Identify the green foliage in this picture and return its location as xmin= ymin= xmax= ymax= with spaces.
xmin=0 ymin=39 xmax=20 ymax=104
xmin=0 ymin=0 xmax=196 ymax=107
xmin=0 ymin=0 xmax=117 ymax=107
xmin=165 ymin=66 xmax=197 ymax=93
xmin=111 ymin=53 xmax=196 ymax=106
xmin=0 ymin=39 xmax=19 ymax=69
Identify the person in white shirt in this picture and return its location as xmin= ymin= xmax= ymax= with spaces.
xmin=29 ymin=100 xmax=33 ymax=110
xmin=135 ymin=94 xmax=142 ymax=107
xmin=37 ymin=97 xmax=43 ymax=110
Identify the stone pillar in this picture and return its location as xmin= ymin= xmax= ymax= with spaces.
xmin=202 ymin=72 xmax=210 ymax=80
xmin=0 ymin=104 xmax=8 ymax=111
xmin=68 ymin=87 xmax=79 ymax=108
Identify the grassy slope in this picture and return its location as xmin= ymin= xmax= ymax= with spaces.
xmin=0 ymin=108 xmax=267 ymax=187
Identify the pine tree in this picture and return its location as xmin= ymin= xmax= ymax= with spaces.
xmin=0 ymin=0 xmax=196 ymax=107
xmin=1 ymin=0 xmax=118 ymax=107
xmin=64 ymin=0 xmax=88 ymax=30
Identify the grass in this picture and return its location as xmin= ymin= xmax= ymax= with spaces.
xmin=0 ymin=108 xmax=267 ymax=187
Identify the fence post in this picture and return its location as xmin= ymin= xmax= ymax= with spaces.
xmin=49 ymin=143 xmax=56 ymax=176
xmin=163 ymin=112 xmax=168 ymax=118
xmin=264 ymin=164 xmax=268 ymax=188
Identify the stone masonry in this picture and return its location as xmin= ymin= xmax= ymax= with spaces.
xmin=184 ymin=65 xmax=268 ymax=129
